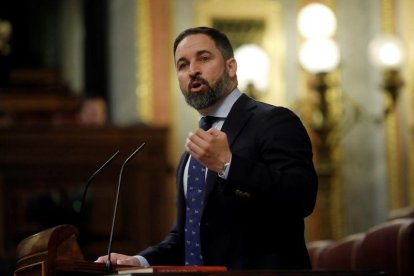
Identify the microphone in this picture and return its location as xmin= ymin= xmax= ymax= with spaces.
xmin=106 ymin=142 xmax=146 ymax=273
xmin=78 ymin=150 xmax=120 ymax=233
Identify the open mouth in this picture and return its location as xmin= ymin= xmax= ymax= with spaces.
xmin=189 ymin=78 xmax=207 ymax=93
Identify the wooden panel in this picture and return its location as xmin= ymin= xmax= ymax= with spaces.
xmin=0 ymin=125 xmax=174 ymax=261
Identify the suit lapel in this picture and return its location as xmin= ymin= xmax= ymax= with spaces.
xmin=221 ymin=94 xmax=256 ymax=146
xmin=203 ymin=94 xmax=257 ymax=205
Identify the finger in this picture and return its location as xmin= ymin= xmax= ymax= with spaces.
xmin=95 ymin=256 xmax=106 ymax=263
xmin=193 ymin=128 xmax=214 ymax=140
xmin=188 ymin=129 xmax=213 ymax=148
xmin=117 ymin=259 xmax=127 ymax=265
xmin=207 ymin=128 xmax=220 ymax=136
xmin=186 ymin=136 xmax=204 ymax=157
xmin=184 ymin=132 xmax=193 ymax=151
xmin=186 ymin=132 xmax=208 ymax=153
xmin=117 ymin=257 xmax=140 ymax=266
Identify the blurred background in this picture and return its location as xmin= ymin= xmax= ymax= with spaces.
xmin=0 ymin=0 xmax=413 ymax=274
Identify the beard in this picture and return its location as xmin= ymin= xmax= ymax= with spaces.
xmin=182 ymin=68 xmax=230 ymax=110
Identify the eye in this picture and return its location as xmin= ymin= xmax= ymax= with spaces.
xmin=177 ymin=62 xmax=188 ymax=70
xmin=200 ymin=55 xmax=210 ymax=62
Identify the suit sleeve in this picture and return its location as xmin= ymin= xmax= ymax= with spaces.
xmin=138 ymin=220 xmax=184 ymax=265
xmin=138 ymin=154 xmax=188 ymax=265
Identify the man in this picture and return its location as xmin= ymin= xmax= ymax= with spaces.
xmin=96 ymin=26 xmax=318 ymax=270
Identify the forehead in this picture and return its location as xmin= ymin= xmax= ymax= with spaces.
xmin=175 ymin=34 xmax=219 ymax=59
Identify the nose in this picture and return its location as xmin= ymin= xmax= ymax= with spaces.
xmin=189 ymin=62 xmax=201 ymax=77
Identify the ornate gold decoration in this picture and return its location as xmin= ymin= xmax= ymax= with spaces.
xmin=136 ymin=0 xmax=153 ymax=124
xmin=380 ymin=0 xmax=406 ymax=210
xmin=401 ymin=0 xmax=414 ymax=205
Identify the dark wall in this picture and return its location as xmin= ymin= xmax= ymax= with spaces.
xmin=83 ymin=0 xmax=109 ymax=100
xmin=0 ymin=0 xmax=60 ymax=68
xmin=0 ymin=0 xmax=109 ymax=102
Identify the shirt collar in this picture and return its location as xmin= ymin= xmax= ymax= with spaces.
xmin=201 ymin=88 xmax=242 ymax=119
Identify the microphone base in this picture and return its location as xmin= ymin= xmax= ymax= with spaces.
xmin=105 ymin=260 xmax=114 ymax=274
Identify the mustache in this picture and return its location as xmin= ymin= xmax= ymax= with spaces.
xmin=188 ymin=76 xmax=209 ymax=90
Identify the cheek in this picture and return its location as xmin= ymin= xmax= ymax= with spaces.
xmin=203 ymin=67 xmax=222 ymax=83
xmin=177 ymin=74 xmax=188 ymax=90
xmin=211 ymin=61 xmax=226 ymax=78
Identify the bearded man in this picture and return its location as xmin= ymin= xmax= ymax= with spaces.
xmin=97 ymin=26 xmax=318 ymax=270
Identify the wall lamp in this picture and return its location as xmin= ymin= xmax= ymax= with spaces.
xmin=369 ymin=34 xmax=405 ymax=115
xmin=0 ymin=19 xmax=12 ymax=56
xmin=297 ymin=3 xmax=340 ymax=135
xmin=297 ymin=3 xmax=341 ymax=240
xmin=234 ymin=44 xmax=270 ymax=99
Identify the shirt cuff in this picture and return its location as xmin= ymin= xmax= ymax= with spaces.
xmin=218 ymin=155 xmax=232 ymax=179
xmin=134 ymin=255 xmax=150 ymax=267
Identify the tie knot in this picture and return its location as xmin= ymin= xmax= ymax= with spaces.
xmin=199 ymin=116 xmax=216 ymax=131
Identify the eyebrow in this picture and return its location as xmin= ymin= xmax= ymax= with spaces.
xmin=176 ymin=49 xmax=213 ymax=65
xmin=196 ymin=49 xmax=212 ymax=56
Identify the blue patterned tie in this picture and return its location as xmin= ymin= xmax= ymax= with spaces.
xmin=185 ymin=116 xmax=215 ymax=266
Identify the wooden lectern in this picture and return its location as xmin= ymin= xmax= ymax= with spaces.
xmin=15 ymin=224 xmax=106 ymax=275
xmin=14 ymin=225 xmax=386 ymax=276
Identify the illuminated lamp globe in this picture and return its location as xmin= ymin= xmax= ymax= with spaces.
xmin=299 ymin=38 xmax=340 ymax=74
xmin=297 ymin=3 xmax=337 ymax=39
xmin=235 ymin=44 xmax=270 ymax=93
xmin=369 ymin=35 xmax=404 ymax=70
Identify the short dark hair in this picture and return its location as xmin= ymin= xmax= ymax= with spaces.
xmin=173 ymin=26 xmax=234 ymax=60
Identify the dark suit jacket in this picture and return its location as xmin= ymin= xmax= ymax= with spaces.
xmin=140 ymin=94 xmax=318 ymax=270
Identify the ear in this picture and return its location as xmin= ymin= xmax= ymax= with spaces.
xmin=226 ymin=57 xmax=237 ymax=78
